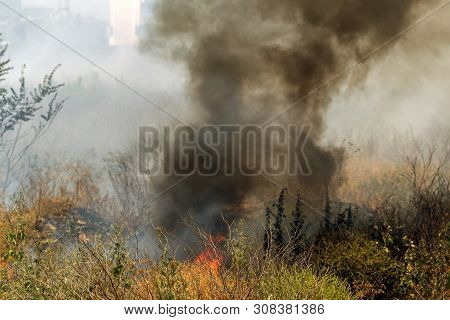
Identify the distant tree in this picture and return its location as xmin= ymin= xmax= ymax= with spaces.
xmin=290 ymin=190 xmax=306 ymax=259
xmin=0 ymin=38 xmax=65 ymax=195
xmin=273 ymin=187 xmax=287 ymax=252
xmin=336 ymin=202 xmax=346 ymax=229
xmin=323 ymin=186 xmax=333 ymax=231
xmin=263 ymin=206 xmax=273 ymax=256
xmin=346 ymin=204 xmax=353 ymax=229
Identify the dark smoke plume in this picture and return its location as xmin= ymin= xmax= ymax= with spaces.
xmin=143 ymin=0 xmax=421 ymax=238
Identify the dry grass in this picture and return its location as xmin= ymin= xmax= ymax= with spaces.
xmin=0 ymin=216 xmax=352 ymax=300
xmin=0 ymin=138 xmax=448 ymax=300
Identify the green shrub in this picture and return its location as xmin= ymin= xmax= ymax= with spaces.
xmin=312 ymin=232 xmax=407 ymax=299
xmin=252 ymin=261 xmax=352 ymax=300
xmin=219 ymin=228 xmax=353 ymax=300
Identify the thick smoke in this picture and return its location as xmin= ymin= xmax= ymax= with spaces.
xmin=143 ymin=0 xmax=422 ymax=237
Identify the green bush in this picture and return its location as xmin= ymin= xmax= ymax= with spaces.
xmin=312 ymin=232 xmax=407 ymax=299
xmin=252 ymin=261 xmax=352 ymax=300
xmin=217 ymin=228 xmax=353 ymax=300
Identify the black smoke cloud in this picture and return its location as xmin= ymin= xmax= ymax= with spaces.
xmin=142 ymin=0 xmax=422 ymax=237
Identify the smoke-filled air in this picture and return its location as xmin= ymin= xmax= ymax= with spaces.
xmin=142 ymin=0 xmax=441 ymax=238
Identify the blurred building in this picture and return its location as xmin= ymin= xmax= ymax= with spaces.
xmin=0 ymin=0 xmax=148 ymax=52
xmin=0 ymin=0 xmax=25 ymax=43
xmin=0 ymin=1 xmax=110 ymax=56
xmin=0 ymin=0 xmax=22 ymax=20
xmin=109 ymin=0 xmax=141 ymax=46
xmin=1 ymin=0 xmax=21 ymax=10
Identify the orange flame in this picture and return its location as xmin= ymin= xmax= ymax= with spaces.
xmin=194 ymin=234 xmax=226 ymax=273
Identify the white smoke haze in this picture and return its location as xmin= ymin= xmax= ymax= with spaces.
xmin=2 ymin=0 xmax=188 ymax=156
xmin=325 ymin=10 xmax=450 ymax=147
